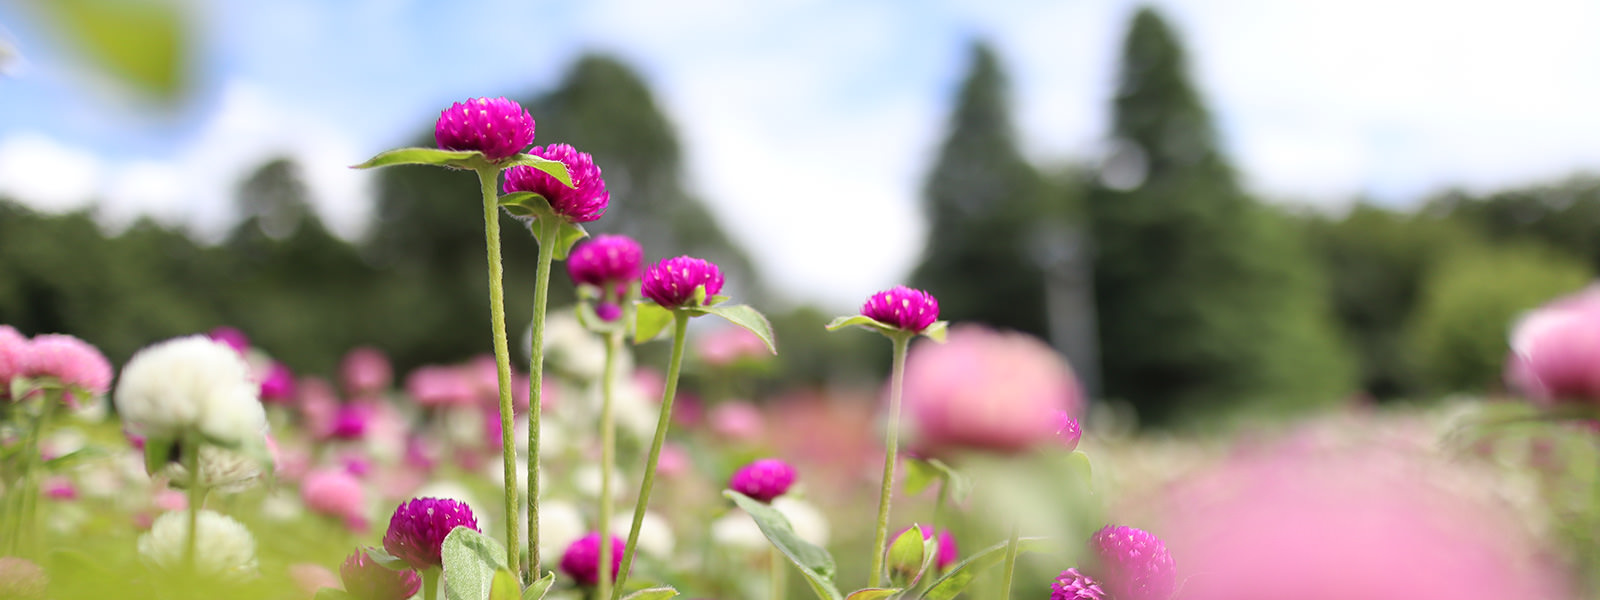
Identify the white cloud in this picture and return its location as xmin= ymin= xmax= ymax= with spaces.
xmin=0 ymin=133 xmax=102 ymax=212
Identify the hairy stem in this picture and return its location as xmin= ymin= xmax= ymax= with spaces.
xmin=527 ymin=215 xmax=559 ymax=577
xmin=869 ymin=333 xmax=912 ymax=587
xmin=611 ymin=311 xmax=690 ymax=599
xmin=477 ymin=166 xmax=522 ymax=576
xmin=597 ymin=320 xmax=623 ymax=600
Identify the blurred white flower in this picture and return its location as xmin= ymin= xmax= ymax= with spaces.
xmin=536 ymin=311 xmax=611 ymax=382
xmin=114 ymin=336 xmax=267 ymax=446
xmin=157 ymin=444 xmax=268 ymax=494
xmin=259 ymin=489 xmax=304 ymax=522
xmin=610 ymin=510 xmax=674 ymax=558
xmin=539 ymin=499 xmax=585 ymax=557
xmin=710 ymin=511 xmax=765 ymax=551
xmin=138 ymin=510 xmax=258 ymax=579
xmin=773 ymin=497 xmax=829 ymax=547
xmin=42 ymin=427 xmax=87 ymax=458
xmin=573 ymin=465 xmax=625 ymax=500
xmin=711 ymin=499 xmax=827 ymax=552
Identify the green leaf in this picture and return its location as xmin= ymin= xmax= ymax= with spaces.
xmin=634 ymin=303 xmax=675 ymax=345
xmin=902 ymin=459 xmax=938 ymax=497
xmin=547 ymin=221 xmax=589 ymax=261
xmin=364 ymin=546 xmax=412 ymax=571
xmin=920 ymin=321 xmax=948 ymax=343
xmin=620 ymin=587 xmax=680 ymax=600
xmin=845 ymin=589 xmax=902 ymax=600
xmin=918 ymin=538 xmax=1047 ymax=600
xmin=886 ymin=524 xmax=924 ymax=587
xmin=35 ymin=0 xmax=190 ymax=101
xmin=824 ymin=315 xmax=884 ymax=332
xmin=142 ymin=436 xmax=176 ymax=475
xmin=313 ymin=589 xmax=356 ymax=600
xmin=489 ymin=569 xmax=522 ymax=600
xmin=694 ymin=304 xmax=777 ymax=354
xmin=41 ymin=447 xmax=105 ymax=472
xmin=441 ymin=528 xmax=510 ymax=600
xmin=522 ymin=572 xmax=555 ymax=600
xmin=501 ymin=154 xmax=574 ymax=187
xmin=1066 ymin=451 xmax=1092 ymax=482
xmin=724 ymin=490 xmax=842 ymax=600
xmin=352 ymin=147 xmax=489 ymax=170
xmin=707 ymin=294 xmax=732 ymax=306
xmin=498 ymin=191 xmax=553 ymax=218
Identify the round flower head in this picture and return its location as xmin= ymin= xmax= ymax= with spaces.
xmin=862 ymin=286 xmax=940 ymax=334
xmin=1506 ymin=286 xmax=1600 ymax=404
xmin=24 ymin=333 xmax=113 ymax=405
xmin=208 ymin=326 xmax=250 ymax=354
xmin=302 ymin=468 xmax=368 ymax=531
xmin=729 ymin=458 xmax=797 ymax=503
xmin=0 ymin=557 xmax=47 ymax=600
xmin=1052 ymin=568 xmax=1107 ymax=600
xmin=1089 ymin=525 xmax=1175 ymax=600
xmin=341 ymin=548 xmax=422 ymax=600
xmin=642 ymin=256 xmax=724 ymax=309
xmin=258 ymin=362 xmax=296 ymax=404
xmin=138 ymin=509 xmax=258 ymax=579
xmin=383 ymin=497 xmax=480 ymax=570
xmin=503 ymin=144 xmax=609 ymax=222
xmin=435 ymin=97 xmax=535 ymax=161
xmin=341 ymin=347 xmax=393 ymax=397
xmin=114 ymin=335 xmax=267 ymax=446
xmin=559 ymin=532 xmax=625 ymax=586
xmin=567 ymin=234 xmax=643 ymax=289
xmin=0 ymin=325 xmax=27 ymax=396
xmin=156 ymin=443 xmax=269 ymax=494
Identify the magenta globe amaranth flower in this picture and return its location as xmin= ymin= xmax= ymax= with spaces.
xmin=1055 ymin=411 xmax=1083 ymax=452
xmin=341 ymin=549 xmax=422 ymax=600
xmin=382 ymin=497 xmax=480 ymax=570
xmin=434 ymin=97 xmax=535 ymax=161
xmin=23 ymin=333 xmax=113 ymax=405
xmin=1090 ymin=525 xmax=1176 ymax=600
xmin=208 ymin=326 xmax=250 ymax=354
xmin=1051 ymin=568 xmax=1106 ymax=600
xmin=559 ymin=532 xmax=625 ymax=586
xmin=642 ymin=256 xmax=725 ymax=309
xmin=568 ymin=234 xmax=643 ymax=290
xmin=1506 ymin=285 xmax=1600 ymax=404
xmin=862 ymin=286 xmax=940 ymax=334
xmin=729 ymin=458 xmax=797 ymax=503
xmin=503 ymin=144 xmax=609 ymax=222
xmin=259 ymin=361 xmax=296 ymax=404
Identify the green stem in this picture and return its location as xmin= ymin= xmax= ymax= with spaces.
xmin=423 ymin=567 xmax=440 ymax=600
xmin=769 ymin=548 xmax=786 ymax=600
xmin=998 ymin=523 xmax=1021 ymax=600
xmin=611 ymin=311 xmax=690 ymax=600
xmin=527 ymin=215 xmax=559 ymax=577
xmin=869 ymin=333 xmax=912 ymax=588
xmin=14 ymin=406 xmax=45 ymax=559
xmin=597 ymin=324 xmax=622 ymax=600
xmin=183 ymin=437 xmax=203 ymax=574
xmin=477 ymin=166 xmax=522 ymax=576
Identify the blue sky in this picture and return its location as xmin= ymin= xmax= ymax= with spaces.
xmin=3 ymin=0 xmax=1600 ymax=308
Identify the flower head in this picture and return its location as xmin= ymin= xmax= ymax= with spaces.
xmin=341 ymin=347 xmax=393 ymax=398
xmin=157 ymin=443 xmax=270 ymax=494
xmin=341 ymin=548 xmax=422 ymax=600
xmin=899 ymin=325 xmax=1084 ymax=455
xmin=1051 ymin=568 xmax=1106 ymax=600
xmin=642 ymin=256 xmax=724 ymax=309
xmin=208 ymin=326 xmax=250 ymax=354
xmin=138 ymin=510 xmax=258 ymax=579
xmin=862 ymin=286 xmax=940 ymax=334
xmin=1056 ymin=411 xmax=1082 ymax=452
xmin=1090 ymin=525 xmax=1176 ymax=600
xmin=568 ymin=233 xmax=642 ymax=291
xmin=259 ymin=361 xmax=296 ymax=404
xmin=303 ymin=468 xmax=368 ymax=531
xmin=559 ymin=532 xmax=625 ymax=586
xmin=1506 ymin=286 xmax=1600 ymax=404
xmin=729 ymin=458 xmax=796 ymax=503
xmin=503 ymin=144 xmax=608 ymax=222
xmin=23 ymin=333 xmax=113 ymax=405
xmin=434 ymin=97 xmax=535 ymax=161
xmin=114 ymin=335 xmax=267 ymax=446
xmin=382 ymin=497 xmax=479 ymax=570
xmin=405 ymin=365 xmax=475 ymax=408
xmin=0 ymin=325 xmax=27 ymax=397
xmin=891 ymin=526 xmax=960 ymax=571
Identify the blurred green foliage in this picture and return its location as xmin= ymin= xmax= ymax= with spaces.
xmin=19 ymin=0 xmax=192 ymax=102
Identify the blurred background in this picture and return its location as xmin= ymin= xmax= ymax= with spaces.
xmin=2 ymin=0 xmax=1598 ymax=428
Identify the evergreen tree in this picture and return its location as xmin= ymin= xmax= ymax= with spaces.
xmin=1088 ymin=7 xmax=1353 ymax=425
xmin=909 ymin=40 xmax=1056 ymax=339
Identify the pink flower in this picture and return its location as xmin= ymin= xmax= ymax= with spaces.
xmin=328 ymin=404 xmax=371 ymax=441
xmin=567 ymin=234 xmax=643 ymax=291
xmin=405 ymin=366 xmax=475 ymax=408
xmin=383 ymin=497 xmax=479 ymax=570
xmin=340 ymin=549 xmax=422 ymax=600
xmin=709 ymin=401 xmax=765 ymax=442
xmin=1055 ymin=411 xmax=1082 ymax=452
xmin=656 ymin=443 xmax=692 ymax=478
xmin=258 ymin=361 xmax=296 ymax=405
xmin=642 ymin=256 xmax=724 ymax=309
xmin=1051 ymin=568 xmax=1106 ymax=600
xmin=559 ymin=532 xmax=625 ymax=586
xmin=698 ymin=326 xmax=770 ymax=366
xmin=861 ymin=286 xmax=940 ymax=334
xmin=1507 ymin=286 xmax=1600 ymax=404
xmin=1088 ymin=525 xmax=1175 ymax=600
xmin=341 ymin=347 xmax=393 ymax=398
xmin=729 ymin=458 xmax=797 ymax=503
xmin=43 ymin=476 xmax=76 ymax=501
xmin=288 ymin=563 xmax=341 ymax=599
xmin=208 ymin=326 xmax=250 ymax=354
xmin=0 ymin=325 xmax=27 ymax=398
xmin=503 ymin=144 xmax=609 ymax=223
xmin=434 ymin=97 xmax=535 ymax=161
xmin=898 ymin=325 xmax=1083 ymax=456
xmin=303 ymin=469 xmax=368 ymax=531
xmin=23 ymin=333 xmax=113 ymax=405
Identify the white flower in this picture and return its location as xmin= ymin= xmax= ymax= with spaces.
xmin=573 ymin=465 xmax=625 ymax=500
xmin=773 ymin=498 xmax=829 ymax=547
xmin=156 ymin=443 xmax=268 ymax=494
xmin=714 ymin=499 xmax=829 ymax=551
xmin=259 ymin=489 xmax=304 ymax=522
xmin=710 ymin=511 xmax=765 ymax=551
xmin=538 ymin=311 xmax=610 ymax=381
xmin=539 ymin=499 xmax=585 ymax=557
xmin=138 ymin=510 xmax=258 ymax=579
xmin=610 ymin=510 xmax=674 ymax=558
xmin=114 ymin=336 xmax=267 ymax=446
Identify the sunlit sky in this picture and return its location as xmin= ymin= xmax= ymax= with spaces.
xmin=2 ymin=0 xmax=1599 ymax=308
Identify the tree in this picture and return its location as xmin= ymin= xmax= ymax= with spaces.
xmin=909 ymin=40 xmax=1059 ymax=340
xmin=1087 ymin=7 xmax=1353 ymax=425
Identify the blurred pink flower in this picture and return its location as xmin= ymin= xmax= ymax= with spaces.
xmin=327 ymin=404 xmax=372 ymax=441
xmin=656 ymin=443 xmax=692 ymax=478
xmin=303 ymin=468 xmax=369 ymax=532
xmin=1148 ymin=435 xmax=1573 ymax=600
xmin=898 ymin=325 xmax=1083 ymax=455
xmin=511 ymin=373 xmax=559 ymax=413
xmin=1507 ymin=285 xmax=1600 ymax=404
xmin=258 ymin=361 xmax=297 ymax=405
xmin=405 ymin=365 xmax=475 ymax=408
xmin=0 ymin=325 xmax=28 ymax=397
xmin=296 ymin=377 xmax=342 ymax=440
xmin=698 ymin=326 xmax=770 ymax=367
xmin=43 ymin=476 xmax=77 ymax=501
xmin=709 ymin=401 xmax=765 ymax=442
xmin=341 ymin=347 xmax=393 ymax=398
xmin=288 ymin=563 xmax=341 ymax=599
xmin=23 ymin=333 xmax=113 ymax=405
xmin=208 ymin=326 xmax=250 ymax=355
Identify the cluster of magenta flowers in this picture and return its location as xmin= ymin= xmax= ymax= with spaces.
xmin=1052 ymin=525 xmax=1177 ymax=600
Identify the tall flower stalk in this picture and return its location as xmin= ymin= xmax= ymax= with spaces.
xmin=475 ymin=163 xmax=522 ymax=573
xmin=825 ymin=286 xmax=944 ymax=588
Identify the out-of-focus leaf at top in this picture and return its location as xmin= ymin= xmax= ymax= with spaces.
xmin=26 ymin=0 xmax=191 ymax=101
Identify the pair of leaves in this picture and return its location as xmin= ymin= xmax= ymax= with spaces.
xmin=497 ymin=192 xmax=590 ymax=260
xmin=824 ymin=316 xmax=949 ymax=343
xmin=634 ymin=303 xmax=778 ymax=355
xmin=353 ymin=148 xmax=573 ymax=187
